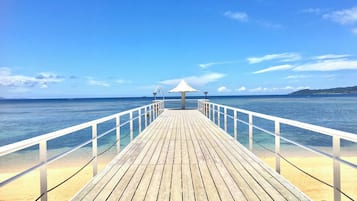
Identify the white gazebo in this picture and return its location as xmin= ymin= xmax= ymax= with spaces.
xmin=169 ymin=80 xmax=198 ymax=109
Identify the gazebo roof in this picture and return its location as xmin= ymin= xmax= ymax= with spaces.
xmin=169 ymin=80 xmax=198 ymax=93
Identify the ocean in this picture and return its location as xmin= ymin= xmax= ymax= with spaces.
xmin=0 ymin=95 xmax=356 ymax=157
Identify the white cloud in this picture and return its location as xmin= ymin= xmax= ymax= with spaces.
xmin=87 ymin=77 xmax=110 ymax=87
xmin=224 ymin=11 xmax=248 ymax=22
xmin=116 ymin=79 xmax=132 ymax=84
xmin=250 ymin=87 xmax=269 ymax=92
xmin=160 ymin=72 xmax=226 ymax=86
xmin=313 ymin=54 xmax=350 ymax=60
xmin=247 ymin=53 xmax=301 ymax=64
xmin=284 ymin=75 xmax=312 ymax=80
xmin=323 ymin=7 xmax=357 ymax=25
xmin=253 ymin=64 xmax=293 ymax=74
xmin=249 ymin=86 xmax=309 ymax=93
xmin=198 ymin=61 xmax=238 ymax=69
xmin=0 ymin=67 xmax=63 ymax=89
xmin=293 ymin=59 xmax=357 ymax=71
xmin=236 ymin=86 xmax=247 ymax=92
xmin=217 ymin=86 xmax=231 ymax=93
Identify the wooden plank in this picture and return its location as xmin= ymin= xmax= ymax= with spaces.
xmin=205 ymin=162 xmax=235 ymax=201
xmin=130 ymin=164 xmax=156 ymax=201
xmin=181 ymin=164 xmax=195 ymax=201
xmin=118 ymin=164 xmax=147 ymax=201
xmin=202 ymin=117 xmax=306 ymax=200
xmin=198 ymin=162 xmax=221 ymax=201
xmin=144 ymin=164 xmax=165 ymax=201
xmin=76 ymin=117 xmax=162 ymax=200
xmin=171 ymin=164 xmax=182 ymax=201
xmin=196 ymin=119 xmax=269 ymax=201
xmin=144 ymin=116 xmax=174 ymax=200
xmin=99 ymin=119 xmax=166 ymax=200
xmin=190 ymin=164 xmax=208 ymax=201
xmin=132 ymin=116 xmax=173 ymax=201
xmin=198 ymin=113 xmax=310 ymax=201
xmin=157 ymin=164 xmax=173 ymax=200
xmin=74 ymin=109 xmax=310 ymax=201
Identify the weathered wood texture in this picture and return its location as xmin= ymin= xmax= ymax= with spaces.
xmin=72 ymin=110 xmax=310 ymax=201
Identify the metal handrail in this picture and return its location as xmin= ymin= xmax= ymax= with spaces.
xmin=0 ymin=100 xmax=165 ymax=201
xmin=197 ymin=100 xmax=356 ymax=201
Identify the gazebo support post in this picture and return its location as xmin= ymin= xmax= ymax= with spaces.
xmin=181 ymin=92 xmax=186 ymax=109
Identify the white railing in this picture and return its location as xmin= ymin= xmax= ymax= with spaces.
xmin=0 ymin=101 xmax=164 ymax=201
xmin=198 ymin=100 xmax=357 ymax=201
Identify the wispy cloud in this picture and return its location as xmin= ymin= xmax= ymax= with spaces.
xmin=0 ymin=67 xmax=63 ymax=89
xmin=253 ymin=64 xmax=293 ymax=74
xmin=87 ymin=77 xmax=110 ymax=87
xmin=224 ymin=11 xmax=282 ymax=29
xmin=313 ymin=54 xmax=350 ymax=60
xmin=116 ymin=79 xmax=132 ymax=84
xmin=293 ymin=59 xmax=357 ymax=71
xmin=249 ymin=86 xmax=309 ymax=93
xmin=236 ymin=86 xmax=247 ymax=92
xmin=160 ymin=72 xmax=226 ymax=86
xmin=217 ymin=86 xmax=231 ymax=93
xmin=284 ymin=75 xmax=312 ymax=80
xmin=323 ymin=7 xmax=357 ymax=25
xmin=198 ymin=60 xmax=239 ymax=69
xmin=224 ymin=11 xmax=248 ymax=22
xmin=247 ymin=53 xmax=301 ymax=64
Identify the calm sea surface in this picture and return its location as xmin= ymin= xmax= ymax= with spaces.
xmin=0 ymin=95 xmax=356 ymax=149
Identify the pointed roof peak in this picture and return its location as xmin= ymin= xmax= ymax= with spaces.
xmin=169 ymin=80 xmax=198 ymax=93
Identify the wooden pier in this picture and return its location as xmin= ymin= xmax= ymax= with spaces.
xmin=73 ymin=109 xmax=310 ymax=201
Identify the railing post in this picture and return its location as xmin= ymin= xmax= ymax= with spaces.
xmin=224 ymin=107 xmax=227 ymax=132
xmin=130 ymin=111 xmax=133 ymax=142
xmin=217 ymin=106 xmax=220 ymax=127
xmin=209 ymin=103 xmax=212 ymax=120
xmin=39 ymin=140 xmax=48 ymax=201
xmin=144 ymin=107 xmax=148 ymax=128
xmin=212 ymin=105 xmax=215 ymax=123
xmin=151 ymin=105 xmax=154 ymax=123
xmin=275 ymin=120 xmax=281 ymax=174
xmin=116 ymin=115 xmax=121 ymax=153
xmin=333 ymin=136 xmax=341 ymax=201
xmin=206 ymin=102 xmax=209 ymax=118
xmin=249 ymin=113 xmax=253 ymax=151
xmin=92 ymin=124 xmax=98 ymax=177
xmin=234 ymin=110 xmax=238 ymax=140
xmin=138 ymin=109 xmax=142 ymax=134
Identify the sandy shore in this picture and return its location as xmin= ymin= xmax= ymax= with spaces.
xmin=1 ymin=155 xmax=356 ymax=201
xmin=261 ymin=156 xmax=357 ymax=201
xmin=0 ymin=157 xmax=112 ymax=201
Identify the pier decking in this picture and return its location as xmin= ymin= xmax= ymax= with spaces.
xmin=73 ymin=109 xmax=310 ymax=201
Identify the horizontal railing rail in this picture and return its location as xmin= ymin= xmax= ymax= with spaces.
xmin=0 ymin=101 xmax=164 ymax=201
xmin=198 ymin=100 xmax=357 ymax=201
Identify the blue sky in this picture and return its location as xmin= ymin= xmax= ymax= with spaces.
xmin=1 ymin=0 xmax=357 ymax=98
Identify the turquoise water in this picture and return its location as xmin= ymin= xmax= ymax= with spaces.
xmin=0 ymin=95 xmax=356 ymax=149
